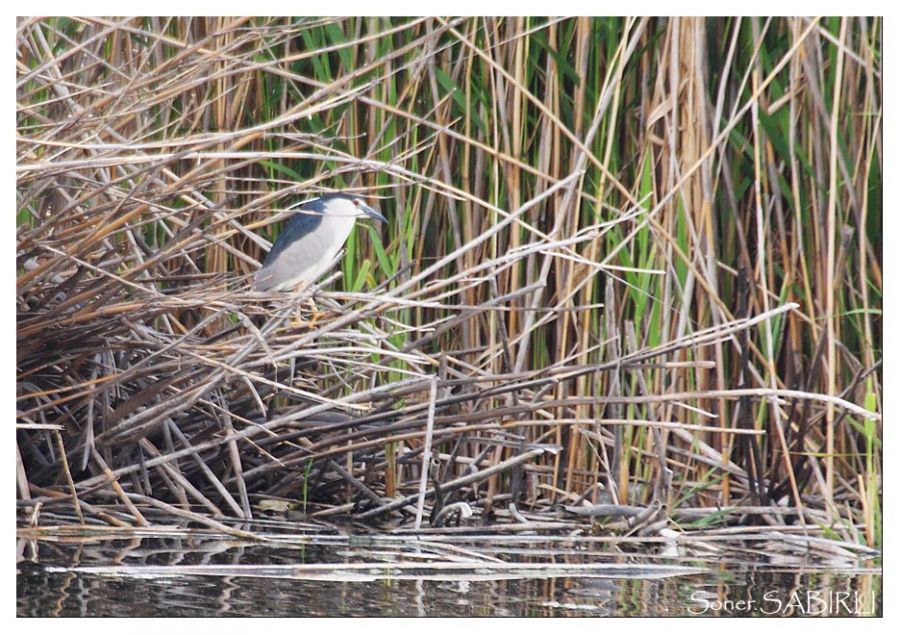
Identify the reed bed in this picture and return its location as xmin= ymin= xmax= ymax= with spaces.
xmin=16 ymin=17 xmax=881 ymax=549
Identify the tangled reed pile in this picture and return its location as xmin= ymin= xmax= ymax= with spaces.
xmin=17 ymin=17 xmax=881 ymax=546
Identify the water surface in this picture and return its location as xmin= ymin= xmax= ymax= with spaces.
xmin=17 ymin=519 xmax=881 ymax=617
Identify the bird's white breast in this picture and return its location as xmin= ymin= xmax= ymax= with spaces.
xmin=254 ymin=209 xmax=357 ymax=292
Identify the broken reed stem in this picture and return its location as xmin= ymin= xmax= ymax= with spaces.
xmin=360 ymin=448 xmax=547 ymax=520
xmin=415 ymin=376 xmax=438 ymax=530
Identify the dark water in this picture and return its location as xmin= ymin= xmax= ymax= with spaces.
xmin=17 ymin=524 xmax=881 ymax=617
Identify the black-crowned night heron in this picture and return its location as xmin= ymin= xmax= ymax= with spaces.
xmin=253 ymin=193 xmax=387 ymax=292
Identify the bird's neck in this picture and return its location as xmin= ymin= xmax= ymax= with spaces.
xmin=325 ymin=212 xmax=358 ymax=243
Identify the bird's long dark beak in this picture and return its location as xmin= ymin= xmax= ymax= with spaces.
xmin=361 ymin=203 xmax=387 ymax=224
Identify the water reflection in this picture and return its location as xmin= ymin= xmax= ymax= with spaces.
xmin=17 ymin=525 xmax=881 ymax=617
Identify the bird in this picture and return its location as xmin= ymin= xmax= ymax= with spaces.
xmin=253 ymin=192 xmax=387 ymax=292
